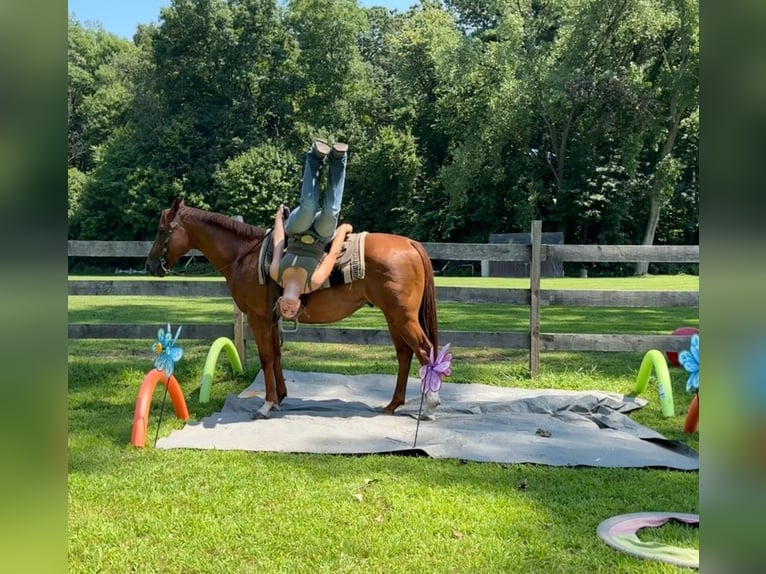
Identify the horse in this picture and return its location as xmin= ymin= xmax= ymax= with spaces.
xmin=145 ymin=199 xmax=441 ymax=419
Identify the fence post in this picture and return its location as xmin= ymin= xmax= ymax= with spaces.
xmin=529 ymin=220 xmax=542 ymax=378
xmin=230 ymin=215 xmax=246 ymax=367
xmin=233 ymin=302 xmax=246 ymax=367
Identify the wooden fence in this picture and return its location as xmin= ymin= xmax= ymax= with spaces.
xmin=68 ymin=221 xmax=699 ymax=376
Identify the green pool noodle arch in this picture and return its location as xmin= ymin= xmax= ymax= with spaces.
xmin=632 ymin=349 xmax=675 ymax=417
xmin=199 ymin=337 xmax=244 ymax=403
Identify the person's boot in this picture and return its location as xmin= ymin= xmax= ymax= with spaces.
xmin=331 ymin=142 xmax=348 ymax=159
xmin=311 ymin=139 xmax=330 ymax=159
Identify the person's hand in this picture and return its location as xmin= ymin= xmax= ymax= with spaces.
xmin=276 ymin=204 xmax=289 ymax=220
xmin=339 ymin=223 xmax=353 ymax=235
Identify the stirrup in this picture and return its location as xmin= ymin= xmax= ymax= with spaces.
xmin=279 ymin=316 xmax=300 ymax=333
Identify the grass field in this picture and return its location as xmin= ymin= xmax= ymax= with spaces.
xmin=68 ymin=276 xmax=699 ymax=573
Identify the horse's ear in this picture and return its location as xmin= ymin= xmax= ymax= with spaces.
xmin=171 ymin=198 xmax=183 ymax=212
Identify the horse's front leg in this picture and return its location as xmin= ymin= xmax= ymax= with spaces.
xmin=271 ymin=321 xmax=287 ymax=404
xmin=249 ymin=315 xmax=282 ymax=419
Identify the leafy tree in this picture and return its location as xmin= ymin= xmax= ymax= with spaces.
xmin=496 ymin=0 xmax=698 ymax=253
xmin=212 ymin=142 xmax=300 ymax=227
xmin=67 ymin=167 xmax=87 ymax=237
xmin=76 ymin=127 xmax=185 ymax=240
xmin=67 ymin=0 xmax=697 ymax=257
xmin=388 ymin=1 xmax=461 ymax=176
xmin=283 ymin=0 xmax=374 ymax=146
xmin=344 ymin=126 xmax=421 ymax=235
xmin=68 ymin=18 xmax=137 ymax=172
xmin=632 ymin=0 xmax=698 ymax=274
xmin=76 ymin=0 xmax=298 ymax=238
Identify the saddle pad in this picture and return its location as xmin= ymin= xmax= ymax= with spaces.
xmin=258 ymin=231 xmax=368 ymax=286
xmin=334 ymin=231 xmax=367 ymax=285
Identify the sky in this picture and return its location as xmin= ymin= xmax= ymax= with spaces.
xmin=69 ymin=0 xmax=420 ymax=40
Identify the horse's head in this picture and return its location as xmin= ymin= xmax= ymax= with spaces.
xmin=145 ymin=198 xmax=190 ymax=276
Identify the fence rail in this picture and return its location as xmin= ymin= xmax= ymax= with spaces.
xmin=68 ymin=223 xmax=698 ymax=376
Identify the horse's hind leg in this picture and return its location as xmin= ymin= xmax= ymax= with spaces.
xmin=383 ymin=316 xmax=433 ymax=414
xmin=383 ymin=326 xmax=414 ymax=414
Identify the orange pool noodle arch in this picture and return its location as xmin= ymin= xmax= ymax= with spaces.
xmin=683 ymin=393 xmax=699 ymax=434
xmin=131 ymin=368 xmax=189 ymax=448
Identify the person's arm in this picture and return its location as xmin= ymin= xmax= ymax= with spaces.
xmin=307 ymin=223 xmax=353 ymax=291
xmin=269 ymin=205 xmax=288 ymax=284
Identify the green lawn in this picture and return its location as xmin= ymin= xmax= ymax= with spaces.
xmin=68 ymin=274 xmax=699 ymax=335
xmin=68 ymin=275 xmax=699 ymax=573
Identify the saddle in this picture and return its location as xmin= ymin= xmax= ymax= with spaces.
xmin=257 ymin=230 xmax=368 ymax=288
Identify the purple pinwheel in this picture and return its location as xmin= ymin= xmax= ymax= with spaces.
xmin=153 ymin=323 xmax=183 ymax=377
xmin=419 ymin=343 xmax=452 ymax=393
xmin=678 ymin=333 xmax=699 ymax=392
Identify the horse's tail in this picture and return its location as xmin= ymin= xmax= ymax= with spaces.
xmin=411 ymin=240 xmax=439 ymax=353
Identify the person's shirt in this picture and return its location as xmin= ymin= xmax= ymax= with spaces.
xmin=277 ymin=240 xmax=326 ymax=290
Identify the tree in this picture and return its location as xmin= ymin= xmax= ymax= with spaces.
xmin=344 ymin=126 xmax=421 ymax=235
xmin=633 ymin=0 xmax=698 ymax=274
xmin=67 ymin=0 xmax=697 ymax=255
xmin=499 ymin=0 xmax=698 ymax=253
xmin=212 ymin=142 xmax=300 ymax=227
xmin=388 ymin=1 xmax=461 ymax=177
xmin=75 ymin=0 xmax=299 ymax=239
xmin=283 ymin=0 xmax=373 ymax=143
xmin=68 ymin=18 xmax=137 ymax=172
xmin=67 ymin=167 xmax=87 ymax=238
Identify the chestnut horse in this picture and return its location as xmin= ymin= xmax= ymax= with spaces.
xmin=145 ymin=199 xmax=440 ymax=418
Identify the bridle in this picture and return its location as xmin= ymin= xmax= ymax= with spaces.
xmin=156 ymin=212 xmax=181 ymax=275
xmin=153 ymin=208 xmax=254 ymax=277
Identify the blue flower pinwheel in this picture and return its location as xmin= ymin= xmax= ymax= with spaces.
xmin=419 ymin=343 xmax=452 ymax=393
xmin=678 ymin=333 xmax=699 ymax=393
xmin=153 ymin=323 xmax=183 ymax=377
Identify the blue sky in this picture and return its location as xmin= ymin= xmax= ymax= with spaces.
xmin=69 ymin=0 xmax=420 ymax=40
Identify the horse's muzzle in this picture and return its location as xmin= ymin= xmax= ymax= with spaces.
xmin=145 ymin=258 xmax=166 ymax=277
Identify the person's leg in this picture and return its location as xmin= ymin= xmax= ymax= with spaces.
xmin=313 ymin=143 xmax=347 ymax=239
xmin=285 ymin=142 xmax=328 ymax=234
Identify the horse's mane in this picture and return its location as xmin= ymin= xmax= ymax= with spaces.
xmin=182 ymin=205 xmax=267 ymax=240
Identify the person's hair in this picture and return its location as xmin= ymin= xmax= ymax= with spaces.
xmin=275 ymin=296 xmax=303 ymax=320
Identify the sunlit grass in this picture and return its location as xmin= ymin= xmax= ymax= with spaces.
xmin=68 ymin=276 xmax=698 ymax=335
xmin=68 ymin=275 xmax=699 ymax=573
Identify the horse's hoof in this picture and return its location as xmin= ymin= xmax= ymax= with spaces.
xmin=251 ymin=410 xmax=270 ymax=420
xmin=426 ymin=391 xmax=441 ymax=409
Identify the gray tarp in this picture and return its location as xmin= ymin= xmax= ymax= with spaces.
xmin=156 ymin=370 xmax=699 ymax=470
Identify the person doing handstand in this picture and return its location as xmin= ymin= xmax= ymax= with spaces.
xmin=270 ymin=139 xmax=353 ymax=320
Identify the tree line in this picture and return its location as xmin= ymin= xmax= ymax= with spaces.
xmin=68 ymin=0 xmax=698 ymax=272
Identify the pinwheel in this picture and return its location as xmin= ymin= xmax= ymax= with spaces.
xmin=419 ymin=343 xmax=452 ymax=393
xmin=153 ymin=323 xmax=183 ymax=377
xmin=678 ymin=334 xmax=699 ymax=392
